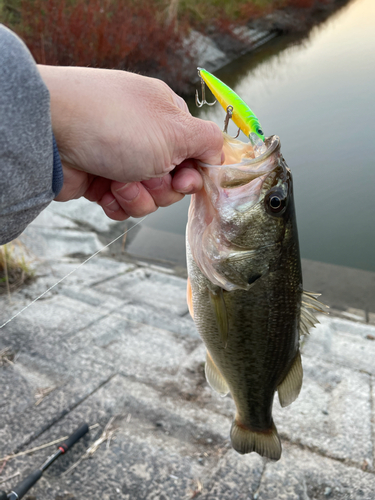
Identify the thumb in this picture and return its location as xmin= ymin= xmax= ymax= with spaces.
xmin=176 ymin=116 xmax=224 ymax=165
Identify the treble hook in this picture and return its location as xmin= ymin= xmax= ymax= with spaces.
xmin=223 ymin=105 xmax=233 ymax=133
xmin=223 ymin=105 xmax=241 ymax=138
xmin=195 ymin=77 xmax=216 ymax=108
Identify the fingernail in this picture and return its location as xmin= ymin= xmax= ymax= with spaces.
xmin=116 ymin=182 xmax=139 ymax=201
xmin=176 ymin=184 xmax=192 ymax=194
xmin=104 ymin=199 xmax=120 ymax=212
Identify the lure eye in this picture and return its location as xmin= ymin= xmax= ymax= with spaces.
xmin=258 ymin=128 xmax=264 ymax=136
xmin=265 ymin=190 xmax=287 ymax=216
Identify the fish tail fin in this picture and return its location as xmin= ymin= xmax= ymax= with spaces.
xmin=230 ymin=419 xmax=281 ymax=460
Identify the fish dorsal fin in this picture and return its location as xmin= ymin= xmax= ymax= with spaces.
xmin=277 ymin=350 xmax=303 ymax=408
xmin=186 ymin=277 xmax=194 ymax=319
xmin=209 ymin=288 xmax=229 ymax=348
xmin=299 ymin=290 xmax=329 ymax=337
xmin=205 ymin=351 xmax=229 ymax=396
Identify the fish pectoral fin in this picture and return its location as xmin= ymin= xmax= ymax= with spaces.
xmin=277 ymin=350 xmax=303 ymax=408
xmin=209 ymin=288 xmax=229 ymax=348
xmin=187 ymin=277 xmax=194 ymax=319
xmin=221 ymin=251 xmax=269 ymax=290
xmin=230 ymin=419 xmax=281 ymax=460
xmin=299 ymin=290 xmax=329 ymax=336
xmin=205 ymin=351 xmax=229 ymax=396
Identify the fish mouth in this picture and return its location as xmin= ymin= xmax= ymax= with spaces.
xmin=196 ymin=135 xmax=284 ymax=216
xmin=198 ymin=135 xmax=280 ymax=171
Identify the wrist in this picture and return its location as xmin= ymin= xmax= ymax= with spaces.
xmin=37 ymin=65 xmax=76 ymax=154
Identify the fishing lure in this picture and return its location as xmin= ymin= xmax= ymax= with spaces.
xmin=196 ymin=68 xmax=266 ymax=154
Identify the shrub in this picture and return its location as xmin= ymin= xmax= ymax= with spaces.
xmin=6 ymin=0 xmax=195 ymax=93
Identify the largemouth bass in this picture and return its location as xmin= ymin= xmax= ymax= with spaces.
xmin=186 ymin=134 xmax=325 ymax=460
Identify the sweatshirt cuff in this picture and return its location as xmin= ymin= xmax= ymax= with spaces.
xmin=52 ymin=134 xmax=64 ymax=196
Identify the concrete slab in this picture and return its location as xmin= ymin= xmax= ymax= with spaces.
xmin=125 ymin=225 xmax=187 ymax=268
xmin=184 ymin=30 xmax=230 ymax=73
xmin=256 ymin=443 xmax=375 ymax=500
xmin=116 ymin=302 xmax=198 ymax=340
xmin=302 ymin=258 xmax=375 ymax=314
xmin=30 ymin=209 xmax=79 ymax=230
xmin=20 ymin=226 xmax=105 ymax=260
xmin=47 ymin=198 xmax=115 ymax=233
xmin=303 ymin=315 xmax=375 ymax=375
xmin=93 ymin=267 xmax=189 ymax=316
xmin=273 ymin=356 xmax=373 ymax=469
xmin=0 ymin=356 xmax=115 ymax=456
xmin=0 ymin=373 xmax=233 ymax=499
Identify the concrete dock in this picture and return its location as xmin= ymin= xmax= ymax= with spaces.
xmin=0 ymin=198 xmax=374 ymax=499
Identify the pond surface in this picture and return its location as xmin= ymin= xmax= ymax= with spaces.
xmin=142 ymin=0 xmax=375 ymax=272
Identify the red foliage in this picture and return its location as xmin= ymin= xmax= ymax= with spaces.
xmin=287 ymin=0 xmax=317 ymax=7
xmin=237 ymin=2 xmax=270 ymax=22
xmin=14 ymin=0 xmax=194 ymax=91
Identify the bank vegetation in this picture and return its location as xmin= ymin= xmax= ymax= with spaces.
xmin=0 ymin=0 xmax=345 ymax=93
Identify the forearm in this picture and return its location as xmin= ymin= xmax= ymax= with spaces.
xmin=0 ymin=25 xmax=62 ymax=244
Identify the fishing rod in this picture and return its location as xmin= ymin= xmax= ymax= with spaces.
xmin=0 ymin=423 xmax=89 ymax=500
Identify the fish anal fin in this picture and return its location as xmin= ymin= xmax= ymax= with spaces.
xmin=187 ymin=277 xmax=194 ymax=319
xmin=277 ymin=350 xmax=303 ymax=408
xmin=209 ymin=288 xmax=229 ymax=348
xmin=205 ymin=351 xmax=229 ymax=396
xmin=230 ymin=419 xmax=281 ymax=460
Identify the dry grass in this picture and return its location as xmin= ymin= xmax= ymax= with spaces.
xmin=0 ymin=347 xmax=15 ymax=366
xmin=0 ymin=241 xmax=34 ymax=296
xmin=62 ymin=416 xmax=119 ymax=476
xmin=35 ymin=386 xmax=56 ymax=406
xmin=187 ymin=478 xmax=203 ymax=498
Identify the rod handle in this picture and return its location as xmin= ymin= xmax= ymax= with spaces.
xmin=10 ymin=469 xmax=42 ymax=499
xmin=59 ymin=423 xmax=89 ymax=453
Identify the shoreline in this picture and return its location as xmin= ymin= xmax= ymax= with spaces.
xmin=1 ymin=0 xmax=353 ymax=95
xmin=115 ymin=224 xmax=375 ymax=320
xmin=12 ymin=198 xmax=375 ymax=320
xmin=165 ymin=0 xmax=352 ymax=94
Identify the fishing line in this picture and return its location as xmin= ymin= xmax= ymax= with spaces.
xmin=0 ymin=216 xmax=147 ymax=329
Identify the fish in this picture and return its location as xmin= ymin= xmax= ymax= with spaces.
xmin=186 ymin=133 xmax=326 ymax=460
xmin=197 ymin=68 xmax=265 ymax=145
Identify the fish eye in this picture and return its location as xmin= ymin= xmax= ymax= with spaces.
xmin=270 ymin=196 xmax=281 ymax=208
xmin=265 ymin=190 xmax=287 ymax=216
xmin=258 ymin=128 xmax=264 ymax=136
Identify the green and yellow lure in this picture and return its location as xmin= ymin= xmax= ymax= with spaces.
xmin=197 ymin=68 xmax=265 ymax=143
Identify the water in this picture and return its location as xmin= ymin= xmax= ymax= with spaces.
xmin=142 ymin=0 xmax=375 ymax=272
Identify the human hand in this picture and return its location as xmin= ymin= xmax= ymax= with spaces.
xmin=38 ymin=66 xmax=223 ymax=220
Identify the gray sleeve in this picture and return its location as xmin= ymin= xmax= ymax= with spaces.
xmin=0 ymin=24 xmax=55 ymax=245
